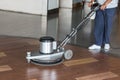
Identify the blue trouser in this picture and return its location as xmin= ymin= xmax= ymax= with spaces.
xmin=94 ymin=8 xmax=116 ymax=46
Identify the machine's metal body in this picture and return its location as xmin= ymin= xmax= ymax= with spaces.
xmin=26 ymin=3 xmax=100 ymax=66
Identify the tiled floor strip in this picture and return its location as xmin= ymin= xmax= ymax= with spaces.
xmin=75 ymin=71 xmax=118 ymax=80
xmin=0 ymin=65 xmax=12 ymax=72
xmin=0 ymin=52 xmax=6 ymax=58
xmin=63 ymin=57 xmax=98 ymax=67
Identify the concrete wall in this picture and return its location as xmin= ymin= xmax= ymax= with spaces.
xmin=73 ymin=0 xmax=83 ymax=3
xmin=48 ymin=0 xmax=59 ymax=10
xmin=0 ymin=0 xmax=81 ymax=15
xmin=59 ymin=0 xmax=83 ymax=8
xmin=59 ymin=0 xmax=73 ymax=8
xmin=0 ymin=0 xmax=48 ymax=15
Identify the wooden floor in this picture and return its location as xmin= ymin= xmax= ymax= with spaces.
xmin=0 ymin=37 xmax=120 ymax=80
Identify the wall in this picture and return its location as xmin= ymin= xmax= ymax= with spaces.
xmin=0 ymin=0 xmax=47 ymax=15
xmin=73 ymin=0 xmax=83 ymax=4
xmin=60 ymin=0 xmax=83 ymax=8
xmin=0 ymin=0 xmax=81 ymax=15
xmin=48 ymin=0 xmax=59 ymax=10
xmin=59 ymin=0 xmax=73 ymax=8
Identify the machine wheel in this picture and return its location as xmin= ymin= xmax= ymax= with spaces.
xmin=64 ymin=50 xmax=73 ymax=60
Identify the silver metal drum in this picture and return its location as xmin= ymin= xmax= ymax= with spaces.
xmin=39 ymin=36 xmax=55 ymax=54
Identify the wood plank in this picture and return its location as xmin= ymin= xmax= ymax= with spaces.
xmin=0 ymin=52 xmax=6 ymax=58
xmin=0 ymin=65 xmax=12 ymax=72
xmin=63 ymin=58 xmax=98 ymax=67
xmin=75 ymin=72 xmax=118 ymax=80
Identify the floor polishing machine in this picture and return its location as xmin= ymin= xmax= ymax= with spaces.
xmin=26 ymin=3 xmax=100 ymax=66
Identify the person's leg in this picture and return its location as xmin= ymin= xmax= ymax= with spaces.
xmin=88 ymin=10 xmax=104 ymax=50
xmin=94 ymin=10 xmax=104 ymax=46
xmin=103 ymin=8 xmax=116 ymax=44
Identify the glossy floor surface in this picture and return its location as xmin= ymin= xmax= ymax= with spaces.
xmin=0 ymin=2 xmax=120 ymax=80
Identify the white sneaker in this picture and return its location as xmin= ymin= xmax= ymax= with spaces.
xmin=88 ymin=44 xmax=101 ymax=50
xmin=104 ymin=44 xmax=110 ymax=50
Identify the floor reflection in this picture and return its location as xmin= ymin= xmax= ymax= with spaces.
xmin=26 ymin=67 xmax=57 ymax=80
xmin=0 ymin=11 xmax=42 ymax=38
xmin=89 ymin=49 xmax=101 ymax=54
xmin=58 ymin=8 xmax=72 ymax=41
